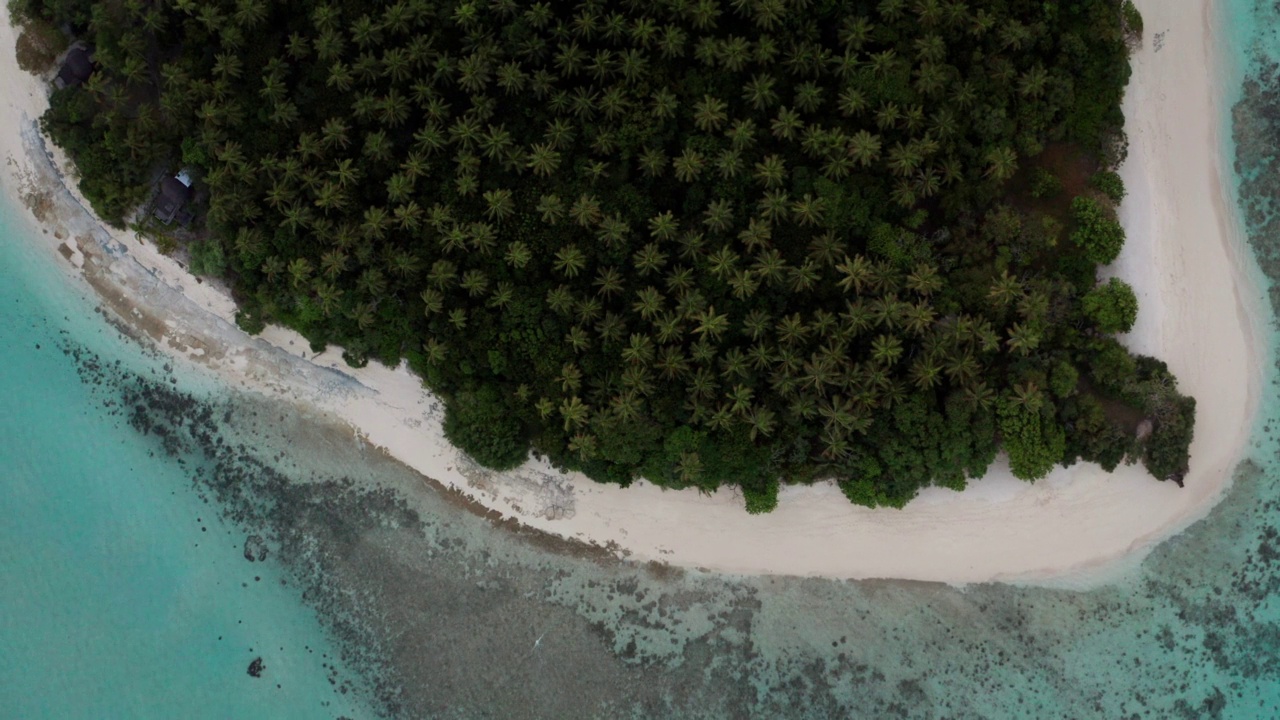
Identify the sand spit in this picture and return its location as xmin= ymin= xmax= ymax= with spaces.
xmin=0 ymin=0 xmax=1264 ymax=585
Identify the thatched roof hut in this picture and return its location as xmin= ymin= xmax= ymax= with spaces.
xmin=154 ymin=176 xmax=192 ymax=225
xmin=55 ymin=47 xmax=92 ymax=88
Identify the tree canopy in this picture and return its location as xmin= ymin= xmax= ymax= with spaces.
xmin=17 ymin=0 xmax=1196 ymax=510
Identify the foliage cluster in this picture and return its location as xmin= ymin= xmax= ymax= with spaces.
xmin=1070 ymin=195 xmax=1125 ymax=265
xmin=13 ymin=15 xmax=63 ymax=72
xmin=1082 ymin=277 xmax=1137 ymax=334
xmin=19 ymin=0 xmax=1197 ymax=510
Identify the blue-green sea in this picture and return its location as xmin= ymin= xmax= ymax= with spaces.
xmin=5 ymin=1 xmax=1280 ymax=717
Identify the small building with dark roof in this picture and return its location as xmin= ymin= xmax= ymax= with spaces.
xmin=54 ymin=47 xmax=92 ymax=89
xmin=154 ymin=176 xmax=192 ymax=225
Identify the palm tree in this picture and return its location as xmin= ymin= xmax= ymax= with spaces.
xmin=875 ymin=102 xmax=902 ymax=130
xmin=559 ymin=396 xmax=590 ymax=431
xmin=839 ymin=300 xmax=875 ymax=339
xmin=320 ymin=249 xmax=348 ymax=279
xmin=951 ymin=80 xmax=979 ymax=110
xmin=753 ymin=155 xmax=787 ymax=188
xmin=427 ymin=259 xmax=457 ymax=290
xmin=739 ymin=218 xmax=773 ymax=251
xmin=988 ymin=270 xmax=1023 ymax=308
xmin=538 ymin=194 xmax=565 ymax=224
xmin=419 ymin=286 xmax=445 ymax=315
xmin=622 ymin=334 xmax=655 ymax=365
xmin=593 ymin=266 xmax=624 ymax=297
xmin=483 ymin=189 xmax=516 ymax=222
xmin=694 ymin=95 xmax=729 ymax=132
xmin=985 ymin=146 xmax=1019 ymax=181
xmin=846 ymin=130 xmax=882 ymax=167
xmin=358 ymin=265 xmax=386 ymax=295
xmin=914 ymin=168 xmax=942 ymax=199
xmin=564 ymin=325 xmax=591 ymax=353
xmin=553 ymin=245 xmax=587 ymax=278
xmin=504 ymin=241 xmax=533 ymax=269
xmin=891 ymin=180 xmax=917 ymax=209
xmin=775 ymin=313 xmax=810 ymax=346
xmin=315 ymin=282 xmax=343 ymax=317
xmin=716 ymin=149 xmax=745 ymax=180
xmin=392 ymin=201 xmax=423 ymax=231
xmin=459 ymin=269 xmax=489 ymax=298
xmin=753 ymin=249 xmax=788 ymax=287
xmin=527 ymin=142 xmax=563 ymax=175
xmin=870 ymin=334 xmax=904 ymax=366
xmin=543 ymin=118 xmax=575 ymax=150
xmin=1006 ymin=322 xmax=1042 ymax=356
xmin=546 ymin=285 xmax=576 ymax=316
xmin=363 ymin=131 xmax=393 ymax=164
xmin=794 ymin=81 xmax=825 ymax=113
xmin=945 ymin=352 xmax=980 ymax=385
xmin=900 ymin=301 xmax=936 ymax=337
xmin=905 ymin=264 xmax=943 ymax=296
xmin=608 ymin=389 xmax=645 ymax=421
xmin=1018 ymin=65 xmax=1050 ymax=98
xmin=653 ymin=22 xmax=687 ymax=58
xmin=702 ymin=199 xmax=734 ymax=233
xmin=963 ymin=381 xmax=996 ymax=411
xmin=648 ymin=211 xmax=679 ymax=241
xmin=384 ymin=173 xmax=414 ymax=204
xmin=597 ymin=215 xmax=631 ymax=247
xmin=569 ymin=194 xmax=602 ymax=227
xmin=653 ymin=312 xmax=683 ymax=345
xmin=632 ymin=243 xmax=668 ymax=276
xmin=791 ymin=194 xmax=827 ymax=227
xmin=693 ymin=307 xmax=731 ymax=341
xmin=467 ymin=222 xmax=498 ymax=255
xmin=723 ymin=268 xmax=757 ymax=299
xmin=672 ymin=148 xmax=706 ymax=183
xmin=479 ymin=124 xmax=514 ymax=161
xmin=757 ymin=190 xmax=791 ymax=222
xmin=771 ymin=106 xmax=803 ymax=141
xmin=486 ymin=282 xmax=516 ymax=310
xmin=706 ymin=246 xmax=739 ymax=279
xmin=887 ymin=142 xmax=924 ymax=177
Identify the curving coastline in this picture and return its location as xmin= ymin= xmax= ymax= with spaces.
xmin=0 ymin=0 xmax=1266 ymax=585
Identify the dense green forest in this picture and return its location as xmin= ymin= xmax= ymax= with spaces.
xmin=14 ymin=0 xmax=1194 ymax=512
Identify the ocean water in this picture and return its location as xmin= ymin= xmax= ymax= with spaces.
xmin=3 ymin=1 xmax=1280 ymax=718
xmin=0 ymin=206 xmax=374 ymax=718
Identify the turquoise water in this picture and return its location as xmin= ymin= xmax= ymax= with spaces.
xmin=3 ymin=1 xmax=1280 ymax=717
xmin=0 ymin=206 xmax=374 ymax=718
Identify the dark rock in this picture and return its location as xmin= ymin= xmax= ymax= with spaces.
xmin=244 ymin=534 xmax=268 ymax=562
xmin=248 ymin=657 xmax=265 ymax=678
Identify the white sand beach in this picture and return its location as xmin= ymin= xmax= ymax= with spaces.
xmin=0 ymin=0 xmax=1265 ymax=585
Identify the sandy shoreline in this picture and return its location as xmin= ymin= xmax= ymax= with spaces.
xmin=0 ymin=0 xmax=1266 ymax=586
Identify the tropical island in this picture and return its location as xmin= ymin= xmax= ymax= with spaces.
xmin=10 ymin=0 xmax=1195 ymax=515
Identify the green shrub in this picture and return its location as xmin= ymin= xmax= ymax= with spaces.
xmin=1121 ymin=1 xmax=1144 ymax=45
xmin=743 ymin=477 xmax=779 ymax=514
xmin=234 ymin=309 xmax=266 ymax=335
xmin=998 ymin=397 xmax=1066 ymax=481
xmin=1050 ymin=361 xmax=1079 ymax=398
xmin=1086 ymin=337 xmax=1137 ymax=393
xmin=1082 ymin=277 xmax=1139 ymax=334
xmin=188 ymin=237 xmax=227 ymax=277
xmin=443 ymin=385 xmax=529 ymax=471
xmin=1089 ymin=170 xmax=1126 ymax=204
xmin=1070 ymin=196 xmax=1126 ymax=265
xmin=14 ymin=19 xmax=63 ymax=73
xmin=1143 ymin=396 xmax=1195 ymax=481
xmin=1030 ymin=168 xmax=1063 ymax=199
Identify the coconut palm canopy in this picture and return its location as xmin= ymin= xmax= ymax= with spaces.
xmin=25 ymin=0 xmax=1191 ymax=512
